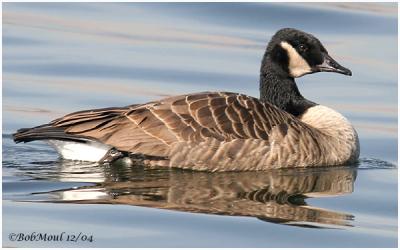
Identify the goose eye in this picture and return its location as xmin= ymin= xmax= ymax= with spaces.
xmin=298 ymin=44 xmax=307 ymax=52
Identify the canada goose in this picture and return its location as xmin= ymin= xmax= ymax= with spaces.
xmin=13 ymin=28 xmax=360 ymax=171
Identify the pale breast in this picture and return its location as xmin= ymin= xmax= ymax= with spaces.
xmin=300 ymin=105 xmax=360 ymax=164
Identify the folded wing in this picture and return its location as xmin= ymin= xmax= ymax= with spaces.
xmin=13 ymin=92 xmax=324 ymax=169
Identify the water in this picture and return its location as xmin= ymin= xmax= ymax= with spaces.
xmin=3 ymin=2 xmax=398 ymax=247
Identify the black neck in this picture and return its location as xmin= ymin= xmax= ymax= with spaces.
xmin=259 ymin=57 xmax=316 ymax=117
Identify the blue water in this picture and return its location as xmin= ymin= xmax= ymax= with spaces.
xmin=3 ymin=2 xmax=398 ymax=247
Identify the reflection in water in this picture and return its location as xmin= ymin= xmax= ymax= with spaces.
xmin=26 ymin=159 xmax=357 ymax=228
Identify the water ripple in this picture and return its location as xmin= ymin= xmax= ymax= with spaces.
xmin=357 ymin=158 xmax=397 ymax=170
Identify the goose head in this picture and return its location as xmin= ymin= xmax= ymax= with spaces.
xmin=265 ymin=28 xmax=352 ymax=78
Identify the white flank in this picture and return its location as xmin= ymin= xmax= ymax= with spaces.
xmin=46 ymin=140 xmax=112 ymax=162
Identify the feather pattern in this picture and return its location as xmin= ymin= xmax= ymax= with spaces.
xmin=13 ymin=91 xmax=359 ymax=171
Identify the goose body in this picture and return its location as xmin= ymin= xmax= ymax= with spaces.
xmin=13 ymin=28 xmax=360 ymax=171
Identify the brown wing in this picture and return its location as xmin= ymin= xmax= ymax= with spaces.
xmin=42 ymin=92 xmax=310 ymax=156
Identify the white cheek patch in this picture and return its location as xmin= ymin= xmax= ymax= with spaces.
xmin=280 ymin=41 xmax=312 ymax=78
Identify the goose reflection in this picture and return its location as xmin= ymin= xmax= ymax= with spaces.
xmin=39 ymin=160 xmax=357 ymax=228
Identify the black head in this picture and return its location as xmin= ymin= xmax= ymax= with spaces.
xmin=265 ymin=28 xmax=352 ymax=78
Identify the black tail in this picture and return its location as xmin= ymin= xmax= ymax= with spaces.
xmin=12 ymin=105 xmax=136 ymax=145
xmin=13 ymin=125 xmax=94 ymax=144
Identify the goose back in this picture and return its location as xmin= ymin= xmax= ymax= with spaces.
xmin=14 ymin=91 xmax=355 ymax=171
